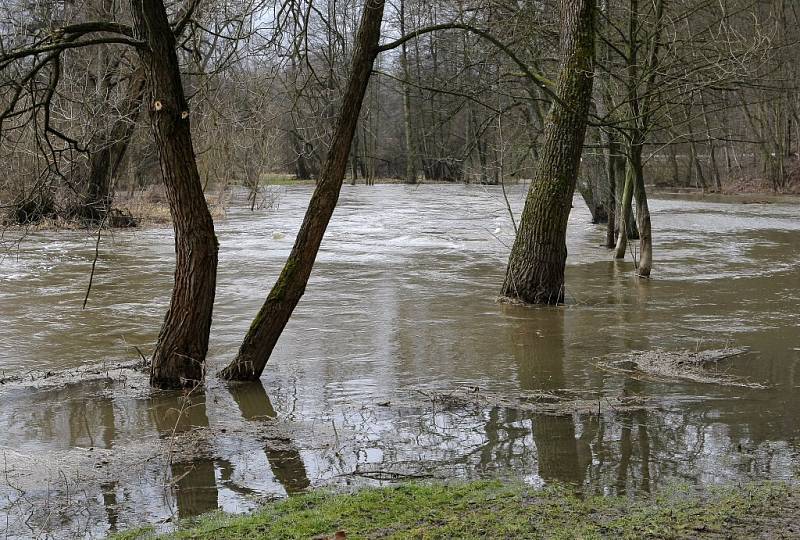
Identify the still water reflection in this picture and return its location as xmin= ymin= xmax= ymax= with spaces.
xmin=0 ymin=185 xmax=799 ymax=537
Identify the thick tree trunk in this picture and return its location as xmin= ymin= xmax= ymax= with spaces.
xmin=500 ymin=0 xmax=595 ymax=304
xmin=219 ymin=0 xmax=385 ymax=381
xmin=131 ymin=0 xmax=218 ymax=389
xmin=350 ymin=126 xmax=360 ymax=185
xmin=82 ymin=147 xmax=113 ymax=221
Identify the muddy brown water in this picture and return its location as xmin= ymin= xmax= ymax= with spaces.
xmin=0 ymin=184 xmax=798 ymax=538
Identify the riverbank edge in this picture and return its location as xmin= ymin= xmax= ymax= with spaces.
xmin=4 ymin=182 xmax=797 ymax=233
xmin=113 ymin=480 xmax=800 ymax=539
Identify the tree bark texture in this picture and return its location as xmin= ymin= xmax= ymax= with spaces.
xmin=131 ymin=0 xmax=219 ymax=389
xmin=631 ymin=142 xmax=652 ymax=276
xmin=219 ymin=0 xmax=385 ymax=381
xmin=500 ymin=0 xmax=595 ymax=304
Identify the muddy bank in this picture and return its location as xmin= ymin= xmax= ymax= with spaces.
xmin=597 ymin=348 xmax=767 ymax=388
xmin=0 ymin=187 xmax=233 ymax=232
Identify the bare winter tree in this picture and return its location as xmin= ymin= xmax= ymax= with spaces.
xmin=219 ymin=0 xmax=386 ymax=381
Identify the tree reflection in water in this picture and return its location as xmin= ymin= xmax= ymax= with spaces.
xmin=229 ymin=382 xmax=311 ymax=495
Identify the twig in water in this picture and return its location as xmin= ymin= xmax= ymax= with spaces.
xmin=82 ymin=216 xmax=107 ymax=309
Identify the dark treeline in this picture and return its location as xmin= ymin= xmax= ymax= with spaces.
xmin=1 ymin=0 xmax=798 ymax=388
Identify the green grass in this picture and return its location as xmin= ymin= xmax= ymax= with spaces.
xmin=116 ymin=480 xmax=798 ymax=539
xmin=260 ymin=174 xmax=309 ymax=185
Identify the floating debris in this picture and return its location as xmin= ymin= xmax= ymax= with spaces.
xmin=597 ymin=348 xmax=766 ymax=388
xmin=410 ymin=386 xmax=658 ymax=416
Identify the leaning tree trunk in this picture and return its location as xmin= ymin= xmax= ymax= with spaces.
xmin=219 ymin=0 xmax=385 ymax=381
xmin=630 ymin=140 xmax=652 ymax=276
xmin=131 ymin=0 xmax=219 ymax=389
xmin=500 ymin=0 xmax=595 ymax=304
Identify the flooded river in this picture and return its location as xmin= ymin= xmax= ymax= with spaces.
xmin=1 ymin=184 xmax=799 ymax=538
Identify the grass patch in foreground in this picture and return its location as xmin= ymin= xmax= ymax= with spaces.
xmin=120 ymin=480 xmax=799 ymax=539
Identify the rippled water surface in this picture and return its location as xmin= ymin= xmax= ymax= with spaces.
xmin=1 ymin=184 xmax=799 ymax=538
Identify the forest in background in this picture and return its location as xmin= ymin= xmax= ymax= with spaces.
xmin=2 ymin=0 xmax=799 ymax=230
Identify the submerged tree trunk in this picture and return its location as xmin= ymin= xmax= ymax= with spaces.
xmin=500 ymin=0 xmax=595 ymax=304
xmin=615 ymin=0 xmax=660 ymax=273
xmin=131 ymin=0 xmax=219 ymax=389
xmin=219 ymin=0 xmax=386 ymax=381
xmin=630 ymin=141 xmax=652 ymax=276
xmin=614 ymin=159 xmax=635 ymax=259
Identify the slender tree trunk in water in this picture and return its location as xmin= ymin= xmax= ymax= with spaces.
xmin=219 ymin=0 xmax=385 ymax=381
xmin=400 ymin=0 xmax=417 ymax=184
xmin=614 ymin=159 xmax=635 ymax=259
xmin=131 ymin=0 xmax=218 ymax=389
xmin=615 ymin=0 xmax=659 ymax=271
xmin=501 ymin=0 xmax=595 ymax=304
xmin=613 ymin=141 xmax=652 ymax=275
xmin=604 ymin=135 xmax=618 ymax=248
xmin=597 ymin=0 xmax=615 ymax=248
xmin=630 ymin=142 xmax=652 ymax=276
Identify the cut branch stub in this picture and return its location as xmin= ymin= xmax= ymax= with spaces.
xmin=153 ymin=100 xmax=163 ymax=111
